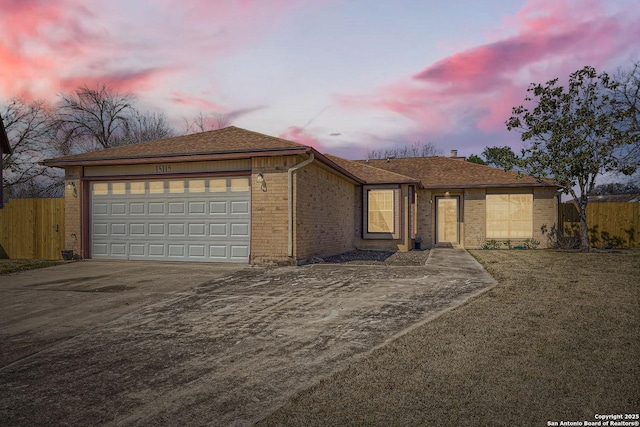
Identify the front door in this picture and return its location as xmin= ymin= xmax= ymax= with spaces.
xmin=436 ymin=196 xmax=459 ymax=244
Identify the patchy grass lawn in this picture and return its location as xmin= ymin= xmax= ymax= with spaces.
xmin=258 ymin=250 xmax=640 ymax=426
xmin=0 ymin=259 xmax=65 ymax=275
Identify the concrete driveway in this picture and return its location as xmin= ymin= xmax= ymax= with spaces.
xmin=0 ymin=250 xmax=496 ymax=427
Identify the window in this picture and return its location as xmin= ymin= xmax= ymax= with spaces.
xmin=111 ymin=182 xmax=126 ymax=195
xmin=486 ymin=193 xmax=533 ymax=239
xmin=188 ymin=180 xmax=205 ymax=193
xmin=92 ymin=183 xmax=108 ymax=195
xmin=230 ymin=177 xmax=249 ymax=192
xmin=130 ymin=182 xmax=145 ymax=194
xmin=368 ymin=189 xmax=395 ymax=233
xmin=209 ymin=179 xmax=227 ymax=192
xmin=169 ymin=180 xmax=185 ymax=193
xmin=149 ymin=181 xmax=164 ymax=194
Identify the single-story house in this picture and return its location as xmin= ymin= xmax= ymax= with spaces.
xmin=43 ymin=126 xmax=560 ymax=264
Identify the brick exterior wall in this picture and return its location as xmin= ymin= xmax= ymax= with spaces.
xmin=293 ymin=162 xmax=355 ymax=262
xmin=415 ymin=189 xmax=433 ymax=248
xmin=463 ymin=188 xmax=486 ymax=248
xmin=250 ymin=156 xmax=295 ymax=264
xmin=64 ymin=167 xmax=83 ymax=256
xmin=533 ymin=186 xmax=559 ymax=247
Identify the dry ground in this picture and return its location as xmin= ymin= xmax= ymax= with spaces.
xmin=0 ymin=259 xmax=65 ymax=275
xmin=258 ymin=250 xmax=640 ymax=426
xmin=0 ymin=249 xmax=498 ymax=426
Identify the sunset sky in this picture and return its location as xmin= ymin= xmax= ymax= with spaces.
xmin=1 ymin=0 xmax=638 ymax=159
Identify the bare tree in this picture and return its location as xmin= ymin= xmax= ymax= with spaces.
xmin=1 ymin=98 xmax=62 ymax=198
xmin=613 ymin=61 xmax=640 ymax=174
xmin=183 ymin=112 xmax=231 ymax=134
xmin=367 ymin=141 xmax=443 ymax=159
xmin=112 ymin=111 xmax=175 ymax=146
xmin=56 ymin=84 xmax=135 ymax=151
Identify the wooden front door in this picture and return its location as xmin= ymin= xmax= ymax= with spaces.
xmin=436 ymin=196 xmax=459 ymax=244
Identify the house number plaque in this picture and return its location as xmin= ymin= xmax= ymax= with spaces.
xmin=155 ymin=164 xmax=172 ymax=173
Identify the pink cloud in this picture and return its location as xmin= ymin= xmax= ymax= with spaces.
xmin=279 ymin=126 xmax=325 ymax=151
xmin=339 ymin=0 xmax=640 ymax=136
xmin=168 ymin=92 xmax=227 ymax=112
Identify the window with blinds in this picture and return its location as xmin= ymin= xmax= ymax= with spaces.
xmin=368 ymin=189 xmax=395 ymax=233
xmin=486 ymin=193 xmax=533 ymax=239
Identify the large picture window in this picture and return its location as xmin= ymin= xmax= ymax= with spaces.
xmin=486 ymin=193 xmax=533 ymax=239
xmin=368 ymin=189 xmax=395 ymax=233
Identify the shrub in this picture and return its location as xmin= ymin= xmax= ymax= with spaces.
xmin=540 ymin=224 xmax=580 ymax=250
xmin=481 ymin=240 xmax=502 ymax=250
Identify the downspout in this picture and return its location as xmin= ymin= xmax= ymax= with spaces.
xmin=288 ymin=152 xmax=314 ymax=258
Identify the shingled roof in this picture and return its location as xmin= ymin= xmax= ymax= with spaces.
xmin=42 ymin=126 xmax=557 ymax=189
xmin=324 ymin=154 xmax=420 ymax=185
xmin=359 ymin=157 xmax=557 ymax=188
xmin=44 ymin=126 xmax=310 ymax=166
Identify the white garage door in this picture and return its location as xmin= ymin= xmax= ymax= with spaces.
xmin=91 ymin=177 xmax=250 ymax=262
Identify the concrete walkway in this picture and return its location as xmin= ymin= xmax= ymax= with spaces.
xmin=426 ymin=248 xmax=498 ymax=284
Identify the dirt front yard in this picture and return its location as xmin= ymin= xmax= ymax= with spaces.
xmin=0 ymin=250 xmax=496 ymax=426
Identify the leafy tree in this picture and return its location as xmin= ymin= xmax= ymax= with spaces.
xmin=367 ymin=141 xmax=443 ymax=159
xmin=506 ymin=65 xmax=639 ymax=251
xmin=466 ymin=154 xmax=487 ymax=165
xmin=481 ymin=146 xmax=517 ymax=170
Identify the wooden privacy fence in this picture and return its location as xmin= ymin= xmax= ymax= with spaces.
xmin=559 ymin=202 xmax=640 ymax=248
xmin=0 ymin=198 xmax=65 ymax=259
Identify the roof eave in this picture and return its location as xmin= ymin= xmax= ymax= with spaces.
xmin=309 ymin=149 xmax=364 ymax=184
xmin=42 ymin=147 xmax=311 ymax=168
xmin=422 ymin=182 xmax=561 ymax=189
xmin=365 ymin=180 xmax=423 ymax=187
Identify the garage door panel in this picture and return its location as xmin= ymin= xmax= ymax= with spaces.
xmin=231 ymin=223 xmax=249 ymax=236
xmin=168 ymin=202 xmax=185 ymax=214
xmin=189 ymin=245 xmax=206 ymax=257
xmin=210 ymin=223 xmax=227 ymax=236
xmin=210 ymin=201 xmax=227 ymax=214
xmin=130 ymin=223 xmax=145 ymax=235
xmin=189 ymin=202 xmax=206 ymax=214
xmin=112 ymin=203 xmax=127 ymax=215
xmin=93 ymin=243 xmax=108 ymax=255
xmin=111 ymin=224 xmax=127 ymax=235
xmin=149 ymin=203 xmax=164 ymax=214
xmin=168 ymin=223 xmax=185 ymax=236
xmin=130 ymin=203 xmax=145 ymax=215
xmin=110 ymin=243 xmax=127 ymax=255
xmin=231 ymin=201 xmax=249 ymax=214
xmin=94 ymin=223 xmax=108 ymax=236
xmin=189 ymin=223 xmax=206 ymax=236
xmin=129 ymin=244 xmax=146 ymax=256
xmin=149 ymin=223 xmax=165 ymax=235
xmin=149 ymin=244 xmax=165 ymax=256
xmin=168 ymin=245 xmax=185 ymax=257
xmin=91 ymin=178 xmax=250 ymax=262
xmin=209 ymin=245 xmax=227 ymax=257
xmin=93 ymin=203 xmax=108 ymax=215
xmin=230 ymin=245 xmax=249 ymax=259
